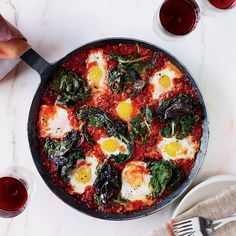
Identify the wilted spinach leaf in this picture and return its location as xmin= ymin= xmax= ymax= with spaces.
xmin=51 ymin=69 xmax=90 ymax=106
xmin=94 ymin=163 xmax=121 ymax=205
xmin=180 ymin=115 xmax=199 ymax=136
xmin=166 ymin=162 xmax=184 ymax=190
xmin=130 ymin=106 xmax=153 ymax=144
xmin=157 ymin=94 xmax=200 ymax=139
xmin=44 ymin=131 xmax=85 ymax=181
xmin=58 ymin=148 xmax=85 ymax=181
xmin=78 ymin=107 xmax=129 ymax=144
xmin=157 ymin=94 xmax=196 ymax=121
xmin=78 ymin=107 xmax=132 ymax=163
xmin=44 ymin=131 xmax=80 ymax=157
xmin=148 ymin=161 xmax=172 ymax=198
xmin=141 ymin=106 xmax=154 ymax=124
xmin=113 ymin=194 xmax=130 ymax=206
xmin=80 ymin=122 xmax=95 ymax=146
xmin=108 ymin=52 xmax=155 ymax=73
xmin=108 ymin=52 xmax=155 ymax=95
xmin=147 ymin=160 xmax=184 ymax=198
xmin=130 ymin=114 xmax=147 ymax=143
xmin=131 ymin=80 xmax=147 ymax=96
xmin=160 ymin=126 xmax=173 ymax=138
xmin=108 ymin=65 xmax=127 ymax=94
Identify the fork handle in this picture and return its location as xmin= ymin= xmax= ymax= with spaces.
xmin=211 ymin=214 xmax=236 ymax=230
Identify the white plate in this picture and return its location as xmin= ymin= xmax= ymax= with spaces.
xmin=172 ymin=175 xmax=236 ymax=218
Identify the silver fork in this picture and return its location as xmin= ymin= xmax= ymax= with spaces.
xmin=172 ymin=213 xmax=236 ymax=236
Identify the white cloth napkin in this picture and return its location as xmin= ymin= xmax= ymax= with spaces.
xmin=148 ymin=184 xmax=236 ymax=236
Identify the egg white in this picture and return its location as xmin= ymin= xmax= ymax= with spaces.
xmin=121 ymin=161 xmax=152 ymax=201
xmin=157 ymin=136 xmax=198 ymax=161
xmin=87 ymin=50 xmax=105 ymax=65
xmin=69 ymin=155 xmax=99 ymax=194
xmin=97 ymin=136 xmax=129 ymax=157
xmin=86 ymin=50 xmax=107 ymax=88
xmin=38 ymin=105 xmax=74 ymax=139
xmin=150 ymin=62 xmax=182 ymax=100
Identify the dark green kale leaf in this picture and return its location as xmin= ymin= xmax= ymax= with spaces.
xmin=78 ymin=108 xmax=132 ymax=163
xmin=147 ymin=161 xmax=172 ymax=198
xmin=108 ymin=65 xmax=127 ymax=94
xmin=141 ymin=106 xmax=154 ymax=124
xmin=108 ymin=52 xmax=155 ymax=73
xmin=59 ymin=148 xmax=85 ymax=181
xmin=80 ymin=122 xmax=95 ymax=146
xmin=78 ymin=107 xmax=107 ymax=126
xmin=51 ymin=68 xmax=90 ymax=106
xmin=78 ymin=107 xmax=130 ymax=144
xmin=130 ymin=106 xmax=153 ymax=144
xmin=44 ymin=131 xmax=80 ymax=157
xmin=157 ymin=94 xmax=195 ymax=121
xmin=108 ymin=64 xmax=144 ymax=95
xmin=94 ymin=163 xmax=121 ymax=205
xmin=160 ymin=126 xmax=173 ymax=138
xmin=43 ymin=131 xmax=85 ymax=181
xmin=113 ymin=194 xmax=130 ymax=206
xmin=166 ymin=162 xmax=184 ymax=190
xmin=147 ymin=160 xmax=184 ymax=198
xmin=130 ymin=114 xmax=148 ymax=143
xmin=107 ymin=52 xmax=155 ymax=95
xmin=179 ymin=115 xmax=199 ymax=138
xmin=157 ymin=94 xmax=200 ymax=139
xmin=130 ymin=80 xmax=147 ymax=96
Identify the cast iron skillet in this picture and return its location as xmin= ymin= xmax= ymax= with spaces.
xmin=20 ymin=38 xmax=209 ymax=220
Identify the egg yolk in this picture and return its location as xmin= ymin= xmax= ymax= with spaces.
xmin=101 ymin=138 xmax=120 ymax=153
xmin=124 ymin=165 xmax=145 ymax=189
xmin=116 ymin=101 xmax=133 ymax=121
xmin=164 ymin=141 xmax=182 ymax=158
xmin=88 ymin=65 xmax=103 ymax=86
xmin=75 ymin=165 xmax=92 ymax=184
xmin=119 ymin=146 xmax=127 ymax=153
xmin=158 ymin=75 xmax=171 ymax=89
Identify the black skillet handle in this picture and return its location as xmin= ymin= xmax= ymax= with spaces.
xmin=20 ymin=48 xmax=54 ymax=78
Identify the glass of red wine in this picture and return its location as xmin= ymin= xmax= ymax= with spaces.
xmin=203 ymin=0 xmax=236 ymax=15
xmin=0 ymin=166 xmax=36 ymax=218
xmin=153 ymin=0 xmax=200 ymax=40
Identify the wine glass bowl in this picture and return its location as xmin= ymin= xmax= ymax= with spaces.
xmin=208 ymin=0 xmax=236 ymax=9
xmin=153 ymin=0 xmax=201 ymax=40
xmin=202 ymin=0 xmax=236 ymax=16
xmin=0 ymin=166 xmax=36 ymax=218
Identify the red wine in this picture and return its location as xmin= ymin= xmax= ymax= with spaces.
xmin=159 ymin=0 xmax=200 ymax=36
xmin=0 ymin=177 xmax=28 ymax=212
xmin=208 ymin=0 xmax=236 ymax=9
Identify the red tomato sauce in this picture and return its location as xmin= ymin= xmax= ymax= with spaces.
xmin=37 ymin=43 xmax=203 ymax=214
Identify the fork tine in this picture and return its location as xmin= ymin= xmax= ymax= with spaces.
xmin=173 ymin=217 xmax=200 ymax=226
xmin=187 ymin=232 xmax=195 ymax=236
xmin=173 ymin=219 xmax=192 ymax=226
xmin=172 ymin=217 xmax=204 ymax=236
xmin=174 ymin=222 xmax=192 ymax=228
xmin=173 ymin=222 xmax=193 ymax=232
xmin=173 ymin=225 xmax=193 ymax=231
xmin=173 ymin=222 xmax=193 ymax=230
xmin=174 ymin=230 xmax=194 ymax=236
xmin=173 ymin=227 xmax=194 ymax=234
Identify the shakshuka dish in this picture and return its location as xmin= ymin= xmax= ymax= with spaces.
xmin=37 ymin=43 xmax=203 ymax=214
